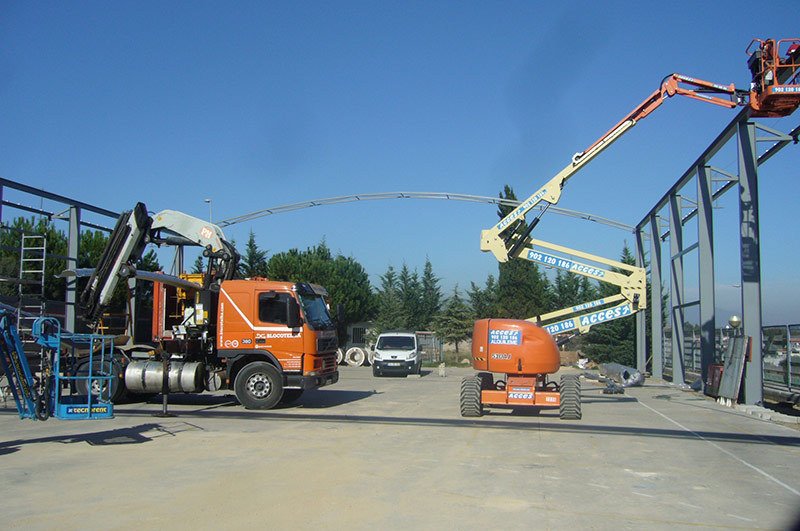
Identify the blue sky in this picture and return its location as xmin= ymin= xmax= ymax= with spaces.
xmin=1 ymin=1 xmax=798 ymax=323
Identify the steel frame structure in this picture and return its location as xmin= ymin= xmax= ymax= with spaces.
xmin=634 ymin=109 xmax=799 ymax=404
xmin=0 ymin=177 xmax=118 ymax=333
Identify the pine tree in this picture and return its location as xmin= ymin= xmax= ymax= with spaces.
xmin=419 ymin=258 xmax=442 ymax=330
xmin=468 ymin=274 xmax=498 ymax=319
xmin=432 ymin=286 xmax=474 ymax=354
xmin=495 ymin=185 xmax=552 ymax=319
xmin=375 ymin=266 xmax=405 ymax=331
xmin=239 ymin=230 xmax=268 ymax=278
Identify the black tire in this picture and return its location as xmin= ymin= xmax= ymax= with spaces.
xmin=279 ymin=389 xmax=304 ymax=404
xmin=460 ymin=375 xmax=483 ymax=417
xmin=234 ymin=361 xmax=283 ymax=410
xmin=559 ymin=374 xmax=582 ymax=420
xmin=75 ymin=358 xmax=125 ymax=403
xmin=476 ymin=372 xmax=493 ymax=390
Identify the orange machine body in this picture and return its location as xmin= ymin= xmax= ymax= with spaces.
xmin=471 ymin=319 xmax=561 ymax=408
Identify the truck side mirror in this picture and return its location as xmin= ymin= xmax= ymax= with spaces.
xmin=287 ymin=297 xmax=303 ymax=329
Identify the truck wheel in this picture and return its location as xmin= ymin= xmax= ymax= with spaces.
xmin=559 ymin=374 xmax=582 ymax=420
xmin=345 ymin=347 xmax=366 ymax=367
xmin=279 ymin=389 xmax=304 ymax=404
xmin=367 ymin=350 xmax=375 ymax=366
xmin=234 ymin=362 xmax=283 ymax=410
xmin=336 ymin=348 xmax=345 ymax=365
xmin=75 ymin=358 xmax=126 ymax=403
xmin=460 ymin=375 xmax=483 ymax=417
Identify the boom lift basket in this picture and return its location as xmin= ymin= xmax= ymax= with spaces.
xmin=32 ymin=317 xmax=115 ymax=420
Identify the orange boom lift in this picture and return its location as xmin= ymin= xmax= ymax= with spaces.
xmin=463 ymin=38 xmax=800 ymax=420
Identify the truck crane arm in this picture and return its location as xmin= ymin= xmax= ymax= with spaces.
xmin=481 ymin=73 xmax=746 ymax=264
xmin=79 ymin=202 xmax=240 ymax=325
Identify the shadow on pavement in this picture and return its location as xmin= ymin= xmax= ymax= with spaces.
xmin=0 ymin=421 xmax=204 ymax=453
xmin=107 ymin=407 xmax=800 ymax=447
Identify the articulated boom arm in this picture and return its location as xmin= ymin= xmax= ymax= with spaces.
xmin=481 ymin=73 xmax=744 ymax=264
xmin=80 ymin=203 xmax=240 ymax=325
xmin=517 ymin=238 xmax=646 ymax=337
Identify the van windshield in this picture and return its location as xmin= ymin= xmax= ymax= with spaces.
xmin=377 ymin=336 xmax=415 ymax=350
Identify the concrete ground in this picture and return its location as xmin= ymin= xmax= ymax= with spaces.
xmin=2 ymin=366 xmax=799 ymax=530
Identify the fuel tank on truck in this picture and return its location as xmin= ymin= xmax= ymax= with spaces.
xmin=472 ymin=319 xmax=560 ymax=375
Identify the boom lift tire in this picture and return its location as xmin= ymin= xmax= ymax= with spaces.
xmin=460 ymin=375 xmax=483 ymax=417
xmin=559 ymin=374 xmax=582 ymax=420
xmin=234 ymin=361 xmax=283 ymax=410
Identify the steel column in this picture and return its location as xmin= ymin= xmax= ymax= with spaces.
xmin=669 ymin=195 xmax=685 ymax=385
xmin=66 ymin=206 xmax=81 ymax=333
xmin=737 ymin=121 xmax=763 ymax=405
xmin=697 ymin=165 xmax=716 ymax=391
xmin=635 ymin=227 xmax=648 ymax=372
xmin=649 ymin=214 xmax=664 ymax=379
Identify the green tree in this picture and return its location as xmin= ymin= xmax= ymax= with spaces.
xmin=0 ymin=217 xmax=68 ymax=301
xmin=191 ymin=255 xmax=205 ymax=274
xmin=582 ymin=244 xmax=637 ymax=366
xmin=468 ymin=274 xmax=498 ymax=319
xmin=266 ymin=241 xmax=375 ymax=326
xmin=495 ymin=185 xmax=552 ymax=319
xmin=239 ymin=230 xmax=268 ymax=278
xmin=398 ymin=263 xmax=422 ymax=329
xmin=431 ymin=286 xmax=474 ymax=354
xmin=419 ymin=258 xmax=442 ymax=330
xmin=374 ymin=265 xmax=405 ymax=332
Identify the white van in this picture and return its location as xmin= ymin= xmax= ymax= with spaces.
xmin=372 ymin=332 xmax=421 ymax=376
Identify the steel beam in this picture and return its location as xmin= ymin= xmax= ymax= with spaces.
xmin=66 ymin=206 xmax=80 ymax=333
xmin=648 ymin=214 xmax=664 ymax=379
xmin=635 ymin=226 xmax=648 ymax=373
xmin=697 ymin=165 xmax=716 ymax=391
xmin=737 ymin=121 xmax=763 ymax=405
xmin=669 ymin=194 xmax=685 ymax=385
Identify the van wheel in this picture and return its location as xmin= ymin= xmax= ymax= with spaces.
xmin=234 ymin=362 xmax=283 ymax=410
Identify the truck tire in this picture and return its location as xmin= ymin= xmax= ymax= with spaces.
xmin=336 ymin=348 xmax=345 ymax=365
xmin=345 ymin=347 xmax=366 ymax=367
xmin=234 ymin=361 xmax=283 ymax=410
xmin=559 ymin=374 xmax=582 ymax=420
xmin=367 ymin=349 xmax=375 ymax=366
xmin=75 ymin=357 xmax=126 ymax=403
xmin=460 ymin=375 xmax=483 ymax=417
xmin=279 ymin=389 xmax=304 ymax=404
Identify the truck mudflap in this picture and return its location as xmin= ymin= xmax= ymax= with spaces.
xmin=284 ymin=370 xmax=339 ymax=390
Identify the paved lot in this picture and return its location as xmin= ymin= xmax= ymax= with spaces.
xmin=2 ymin=366 xmax=799 ymax=530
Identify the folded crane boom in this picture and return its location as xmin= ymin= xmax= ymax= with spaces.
xmin=79 ymin=202 xmax=240 ymax=327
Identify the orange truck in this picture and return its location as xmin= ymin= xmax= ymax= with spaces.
xmin=76 ymin=202 xmax=339 ymax=409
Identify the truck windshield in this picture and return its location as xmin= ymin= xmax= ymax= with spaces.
xmin=377 ymin=336 xmax=415 ymax=350
xmin=298 ymin=294 xmax=334 ymax=330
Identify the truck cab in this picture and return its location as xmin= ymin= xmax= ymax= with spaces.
xmin=372 ymin=332 xmax=421 ymax=377
xmin=152 ymin=277 xmax=339 ymax=409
